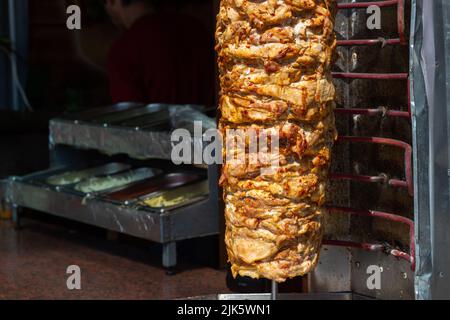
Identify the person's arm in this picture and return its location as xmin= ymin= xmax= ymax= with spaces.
xmin=107 ymin=42 xmax=145 ymax=103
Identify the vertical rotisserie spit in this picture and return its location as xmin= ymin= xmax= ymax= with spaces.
xmin=216 ymin=0 xmax=337 ymax=282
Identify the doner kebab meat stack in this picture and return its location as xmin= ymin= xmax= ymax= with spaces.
xmin=216 ymin=0 xmax=337 ymax=282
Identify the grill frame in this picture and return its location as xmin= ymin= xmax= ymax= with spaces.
xmin=311 ymin=0 xmax=450 ymax=300
xmin=309 ymin=0 xmax=416 ymax=299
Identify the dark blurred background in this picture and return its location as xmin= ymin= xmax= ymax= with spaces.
xmin=0 ymin=0 xmax=215 ymax=178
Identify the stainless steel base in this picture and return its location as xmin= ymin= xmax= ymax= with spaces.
xmin=4 ymin=166 xmax=219 ymax=269
xmin=186 ymin=292 xmax=369 ymax=300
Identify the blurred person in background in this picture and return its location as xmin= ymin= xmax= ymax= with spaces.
xmin=104 ymin=0 xmax=215 ymax=106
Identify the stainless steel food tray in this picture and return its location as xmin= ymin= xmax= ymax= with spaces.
xmin=5 ymin=167 xmax=219 ymax=243
xmin=102 ymin=172 xmax=204 ymax=203
xmin=137 ymin=195 xmax=209 ymax=212
xmin=71 ymin=167 xmax=163 ymax=196
xmin=41 ymin=162 xmax=132 ymax=187
xmin=136 ymin=180 xmax=209 ymax=211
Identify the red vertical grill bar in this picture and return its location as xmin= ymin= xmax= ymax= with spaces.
xmin=336 ymin=0 xmax=406 ymax=46
xmin=324 ymin=207 xmax=415 ymax=271
xmin=332 ymin=72 xmax=407 ymax=79
xmin=337 ymin=0 xmax=399 ymax=9
xmin=332 ymin=73 xmax=410 ymax=119
xmin=337 ymin=38 xmax=401 ymax=46
xmin=326 ymin=1 xmax=414 ymax=270
xmin=332 ymin=136 xmax=413 ymax=196
xmin=333 ymin=107 xmax=410 ymax=119
xmin=397 ymin=0 xmax=407 ymax=44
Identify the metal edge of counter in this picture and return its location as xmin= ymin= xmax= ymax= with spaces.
xmin=183 ymin=292 xmax=364 ymax=300
xmin=7 ymin=179 xmax=219 ymax=244
xmin=49 ymin=118 xmax=174 ymax=160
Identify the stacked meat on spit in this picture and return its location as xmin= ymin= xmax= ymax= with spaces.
xmin=216 ymin=0 xmax=337 ymax=282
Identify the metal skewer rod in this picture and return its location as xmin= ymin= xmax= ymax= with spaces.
xmin=271 ymin=280 xmax=278 ymax=300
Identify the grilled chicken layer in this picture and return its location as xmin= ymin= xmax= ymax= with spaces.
xmin=216 ymin=0 xmax=337 ymax=282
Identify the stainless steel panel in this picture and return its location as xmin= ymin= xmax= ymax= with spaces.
xmin=308 ymin=246 xmax=352 ymax=293
xmin=310 ymin=247 xmax=414 ymax=300
xmin=167 ymin=198 xmax=218 ymax=242
xmin=410 ymin=0 xmax=450 ymax=299
xmin=350 ymin=249 xmax=414 ymax=300
xmin=49 ymin=118 xmax=174 ymax=160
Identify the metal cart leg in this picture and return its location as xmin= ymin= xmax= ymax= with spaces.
xmin=271 ymin=280 xmax=278 ymax=300
xmin=12 ymin=204 xmax=21 ymax=229
xmin=162 ymin=242 xmax=177 ymax=275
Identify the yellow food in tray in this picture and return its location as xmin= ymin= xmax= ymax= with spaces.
xmin=141 ymin=180 xmax=209 ymax=209
xmin=143 ymin=195 xmax=187 ymax=208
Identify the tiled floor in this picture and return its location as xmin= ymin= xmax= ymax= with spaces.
xmin=0 ymin=213 xmax=230 ymax=300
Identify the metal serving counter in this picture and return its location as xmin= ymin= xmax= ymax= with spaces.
xmin=9 ymin=167 xmax=215 ymax=237
xmin=49 ymin=103 xmax=209 ymax=161
xmin=3 ymin=104 xmax=220 ymax=271
xmin=5 ymin=166 xmax=218 ymax=268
